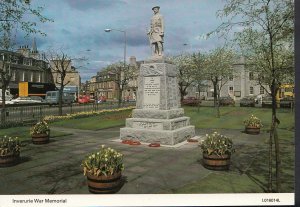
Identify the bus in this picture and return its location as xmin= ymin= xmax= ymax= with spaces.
xmin=19 ymin=82 xmax=56 ymax=98
xmin=276 ymin=84 xmax=294 ymax=100
xmin=276 ymin=84 xmax=294 ymax=108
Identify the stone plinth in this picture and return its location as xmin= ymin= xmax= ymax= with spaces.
xmin=120 ymin=60 xmax=195 ymax=145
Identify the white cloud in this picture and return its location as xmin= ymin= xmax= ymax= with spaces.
xmin=27 ymin=0 xmax=226 ymax=81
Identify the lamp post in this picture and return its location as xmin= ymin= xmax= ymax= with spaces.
xmin=104 ymin=28 xmax=127 ymax=69
xmin=105 ymin=28 xmax=127 ymax=105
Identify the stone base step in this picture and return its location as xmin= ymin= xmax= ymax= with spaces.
xmin=120 ymin=125 xmax=195 ymax=145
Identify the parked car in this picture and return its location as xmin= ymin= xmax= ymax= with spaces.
xmin=280 ymin=96 xmax=294 ymax=108
xmin=78 ymin=95 xmax=91 ymax=104
xmin=182 ymin=97 xmax=201 ymax=106
xmin=240 ymin=96 xmax=256 ymax=107
xmin=11 ymin=96 xmax=37 ymax=104
xmin=219 ymin=96 xmax=235 ymax=106
xmin=29 ymin=96 xmax=45 ymax=103
xmin=262 ymin=96 xmax=272 ymax=107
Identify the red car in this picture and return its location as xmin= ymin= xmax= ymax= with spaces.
xmin=78 ymin=95 xmax=90 ymax=104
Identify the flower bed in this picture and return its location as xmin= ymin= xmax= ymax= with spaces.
xmin=44 ymin=106 xmax=135 ymax=123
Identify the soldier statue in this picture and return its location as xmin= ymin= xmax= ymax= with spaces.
xmin=147 ymin=6 xmax=164 ymax=57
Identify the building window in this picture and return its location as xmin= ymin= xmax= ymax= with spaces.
xmin=229 ymin=86 xmax=233 ymax=94
xmin=260 ymin=86 xmax=265 ymax=94
xmin=249 ymin=72 xmax=254 ymax=80
xmin=229 ymin=75 xmax=233 ymax=81
xmin=250 ymin=86 xmax=254 ymax=95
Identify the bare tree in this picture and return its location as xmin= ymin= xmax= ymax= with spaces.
xmin=102 ymin=61 xmax=137 ymax=107
xmin=202 ymin=47 xmax=235 ymax=118
xmin=45 ymin=49 xmax=85 ymax=115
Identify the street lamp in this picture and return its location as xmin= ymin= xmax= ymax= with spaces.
xmin=105 ymin=28 xmax=127 ymax=105
xmin=104 ymin=28 xmax=127 ymax=68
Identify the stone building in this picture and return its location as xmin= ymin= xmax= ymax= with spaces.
xmin=94 ymin=71 xmax=119 ymax=101
xmin=90 ymin=56 xmax=141 ymax=102
xmin=0 ymin=39 xmax=53 ymax=96
xmin=186 ymin=57 xmax=269 ymax=100
xmin=122 ymin=56 xmax=142 ymax=101
xmin=50 ymin=60 xmax=81 ymax=100
xmin=87 ymin=76 xmax=96 ymax=98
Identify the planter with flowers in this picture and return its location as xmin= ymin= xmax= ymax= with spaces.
xmin=0 ymin=136 xmax=20 ymax=167
xmin=199 ymin=132 xmax=234 ymax=170
xmin=244 ymin=115 xmax=263 ymax=135
xmin=81 ymin=145 xmax=124 ymax=194
xmin=30 ymin=121 xmax=50 ymax=144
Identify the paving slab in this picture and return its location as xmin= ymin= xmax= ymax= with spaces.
xmin=0 ymin=126 xmax=270 ymax=194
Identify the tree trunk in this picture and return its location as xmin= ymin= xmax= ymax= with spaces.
xmin=1 ymin=86 xmax=6 ymax=123
xmin=179 ymin=84 xmax=185 ymax=102
xmin=118 ymin=87 xmax=122 ymax=108
xmin=213 ymin=82 xmax=217 ymax=107
xmin=272 ymin=87 xmax=280 ymax=192
xmin=58 ymin=86 xmax=63 ymax=116
xmin=216 ymin=86 xmax=220 ymax=118
xmin=197 ymin=87 xmax=201 ymax=112
xmin=274 ymin=123 xmax=280 ymax=192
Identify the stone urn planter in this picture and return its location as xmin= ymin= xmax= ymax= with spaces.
xmin=0 ymin=136 xmax=20 ymax=167
xmin=202 ymin=153 xmax=231 ymax=170
xmin=245 ymin=126 xmax=260 ymax=135
xmin=31 ymin=131 xmax=50 ymax=144
xmin=30 ymin=121 xmax=50 ymax=145
xmin=199 ymin=132 xmax=234 ymax=171
xmin=81 ymin=145 xmax=124 ymax=194
xmin=86 ymin=172 xmax=122 ymax=194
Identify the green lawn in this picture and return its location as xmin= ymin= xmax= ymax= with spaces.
xmin=185 ymin=106 xmax=294 ymax=131
xmin=50 ymin=109 xmax=132 ymax=130
xmin=0 ymin=126 xmax=72 ymax=142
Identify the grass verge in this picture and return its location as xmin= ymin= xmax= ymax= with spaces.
xmin=50 ymin=109 xmax=131 ymax=130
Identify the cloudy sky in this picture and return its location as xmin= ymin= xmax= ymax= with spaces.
xmin=17 ymin=0 xmax=227 ymax=82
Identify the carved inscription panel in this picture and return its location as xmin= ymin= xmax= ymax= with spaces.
xmin=143 ymin=77 xmax=160 ymax=109
xmin=132 ymin=121 xmax=163 ymax=130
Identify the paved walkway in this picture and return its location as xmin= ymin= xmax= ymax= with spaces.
xmin=0 ymin=126 xmax=267 ymax=194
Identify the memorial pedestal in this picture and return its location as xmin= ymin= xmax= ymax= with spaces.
xmin=120 ymin=60 xmax=195 ymax=145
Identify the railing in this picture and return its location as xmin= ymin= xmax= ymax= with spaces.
xmin=0 ymin=101 xmax=135 ymax=128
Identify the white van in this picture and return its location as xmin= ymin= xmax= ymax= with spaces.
xmin=45 ymin=91 xmax=74 ymax=105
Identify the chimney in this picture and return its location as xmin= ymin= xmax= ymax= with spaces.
xmin=129 ymin=56 xmax=137 ymax=66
